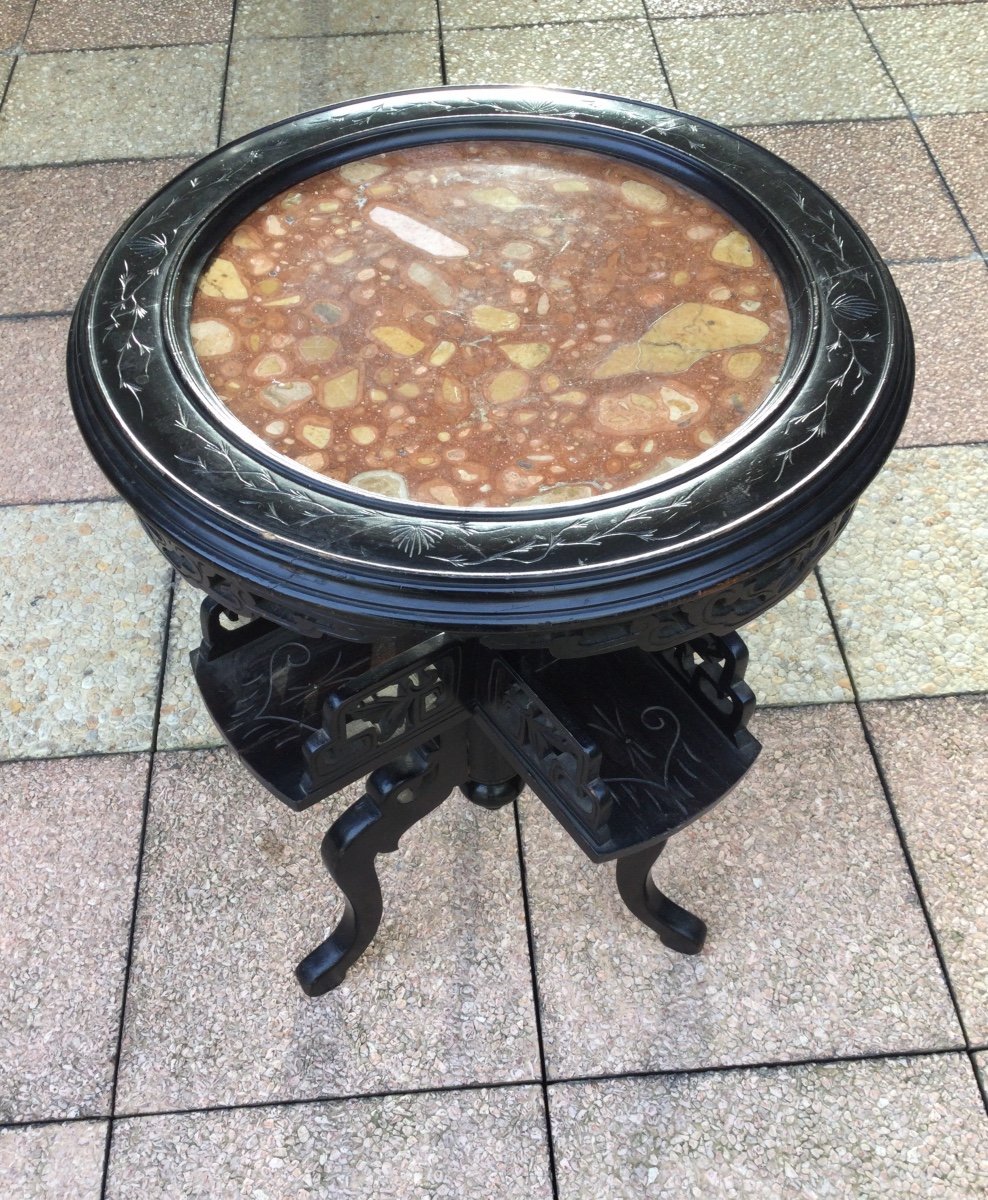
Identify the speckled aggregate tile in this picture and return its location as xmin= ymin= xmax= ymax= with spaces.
xmin=920 ymin=113 xmax=988 ymax=251
xmin=657 ymin=11 xmax=904 ymax=126
xmin=865 ymin=696 xmax=988 ymax=1042
xmin=157 ymin=578 xmax=223 ymax=751
xmin=115 ymin=748 xmax=539 ymax=1112
xmin=0 ymin=1 xmax=32 ymax=49
xmin=235 ymin=0 xmax=438 ymax=37
xmin=0 ymin=1121 xmax=107 ymax=1200
xmin=0 ymin=501 xmax=171 ymax=759
xmin=0 ymin=317 xmax=116 ymax=502
xmin=0 ymin=158 xmax=193 ymax=314
xmin=889 ymin=261 xmax=988 ymax=447
xmin=106 ymin=1087 xmax=552 ymax=1199
xmin=648 ymin=0 xmax=845 ymax=14
xmin=444 ymin=20 xmax=673 ymax=105
xmin=0 ymin=46 xmax=226 ymax=166
xmin=520 ymin=704 xmax=958 ymax=1079
xmin=221 ymin=33 xmax=442 ymax=143
xmin=1 ymin=754 xmax=145 ymax=1121
xmin=863 ymin=4 xmax=988 ymax=117
xmin=742 ymin=119 xmax=975 ymax=262
xmin=25 ymin=0 xmax=233 ymax=50
xmin=549 ymin=1054 xmax=988 ymax=1199
xmin=738 ymin=574 xmax=852 ymax=706
xmin=441 ymin=0 xmax=640 ymax=28
xmin=818 ymin=445 xmax=988 ymax=700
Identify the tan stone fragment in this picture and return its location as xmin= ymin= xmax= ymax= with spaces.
xmin=252 ymin=353 xmax=288 ymax=379
xmin=712 ymin=231 xmax=754 ymax=268
xmin=500 ymin=342 xmax=551 ymax=369
xmin=726 ymin=350 xmax=763 ymax=380
xmin=232 ymin=229 xmax=263 ymax=250
xmin=471 ymin=305 xmax=520 ymax=333
xmin=424 ymin=481 xmax=460 ymax=505
xmin=350 ymin=425 xmax=378 ymax=445
xmin=593 ymin=302 xmax=769 ymax=379
xmin=407 ymin=261 xmax=457 ymax=306
xmin=552 ymin=179 xmax=590 ymax=193
xmin=502 ymin=241 xmax=534 ymax=261
xmin=261 ymin=381 xmax=313 ymax=412
xmin=348 ymin=469 xmax=409 ymax=499
xmin=321 ymin=368 xmax=361 ymax=410
xmin=440 ymin=375 xmax=468 ymax=407
xmin=620 ymin=180 xmax=668 ymax=212
xmin=296 ymin=452 xmax=326 ymax=470
xmin=512 ymin=483 xmax=595 ymax=505
xmin=470 ymin=187 xmax=524 ymax=211
xmin=298 ymin=335 xmax=339 ymax=363
xmin=299 ymin=421 xmax=332 ymax=449
xmin=198 ymin=258 xmax=248 ymax=300
xmin=371 ymin=326 xmax=425 ymax=357
xmin=340 ymin=161 xmax=388 ymax=184
xmin=262 ymin=294 xmax=302 ymax=307
xmin=190 ymin=319 xmax=235 ymax=357
xmin=429 ymin=341 xmax=456 ymax=367
xmin=595 ymin=384 xmax=703 ymax=435
xmin=486 ymin=369 xmax=529 ymax=404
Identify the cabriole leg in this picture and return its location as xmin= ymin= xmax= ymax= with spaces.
xmin=614 ymin=840 xmax=707 ymax=955
xmin=296 ymin=739 xmax=458 ymax=995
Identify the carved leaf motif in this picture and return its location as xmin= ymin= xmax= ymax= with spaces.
xmin=830 ymin=292 xmax=880 ymax=320
xmin=392 ymin=522 xmax=444 ymax=555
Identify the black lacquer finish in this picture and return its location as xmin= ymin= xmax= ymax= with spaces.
xmin=68 ymin=86 xmax=911 ymax=653
xmin=67 ymin=88 xmax=912 ymax=992
xmin=194 ymin=598 xmax=757 ymax=994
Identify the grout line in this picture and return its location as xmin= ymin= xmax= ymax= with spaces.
xmin=848 ymin=1 xmax=987 ymax=257
xmin=813 ymin=567 xmax=988 ymax=1118
xmin=0 ymin=745 xmax=160 ymax=771
xmin=511 ymin=800 xmax=561 ymax=1199
xmin=892 ymin=438 xmax=988 ymax=450
xmin=2 ymin=1078 xmax=542 ymax=1132
xmin=229 ymin=24 xmax=441 ymax=43
xmin=435 ymin=0 xmax=448 ymax=85
xmin=12 ymin=39 xmax=229 ymax=58
xmin=639 ymin=0 xmax=678 ymax=108
xmin=0 ymin=51 xmax=18 ymax=110
xmin=97 ymin=573 xmax=177 ymax=1199
xmin=883 ymin=252 xmax=983 ymax=266
xmin=647 ymin=0 xmax=984 ymax=22
xmin=547 ymin=1042 xmax=972 ymax=1090
xmin=0 ymin=495 xmax=126 ymax=511
xmin=731 ymin=108 xmax=988 ymax=134
xmin=853 ymin=0 xmax=986 ymax=10
xmin=3 ymin=1042 xmax=974 ymax=1134
xmin=0 ymin=152 xmax=196 ymax=174
xmin=214 ymin=0 xmax=239 ymax=149
xmin=0 ymin=308 xmax=75 ymax=321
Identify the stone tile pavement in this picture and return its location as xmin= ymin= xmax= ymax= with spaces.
xmin=1 ymin=2 xmax=986 ymax=1196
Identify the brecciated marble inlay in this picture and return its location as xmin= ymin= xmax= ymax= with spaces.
xmin=190 ymin=142 xmax=790 ymax=508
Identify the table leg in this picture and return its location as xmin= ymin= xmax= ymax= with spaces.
xmin=614 ymin=840 xmax=706 ymax=955
xmin=295 ymin=736 xmax=461 ymax=996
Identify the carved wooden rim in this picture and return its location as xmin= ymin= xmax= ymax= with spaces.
xmin=69 ymin=86 xmax=912 ymax=640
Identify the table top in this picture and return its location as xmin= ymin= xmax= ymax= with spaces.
xmin=190 ymin=140 xmax=789 ymax=510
